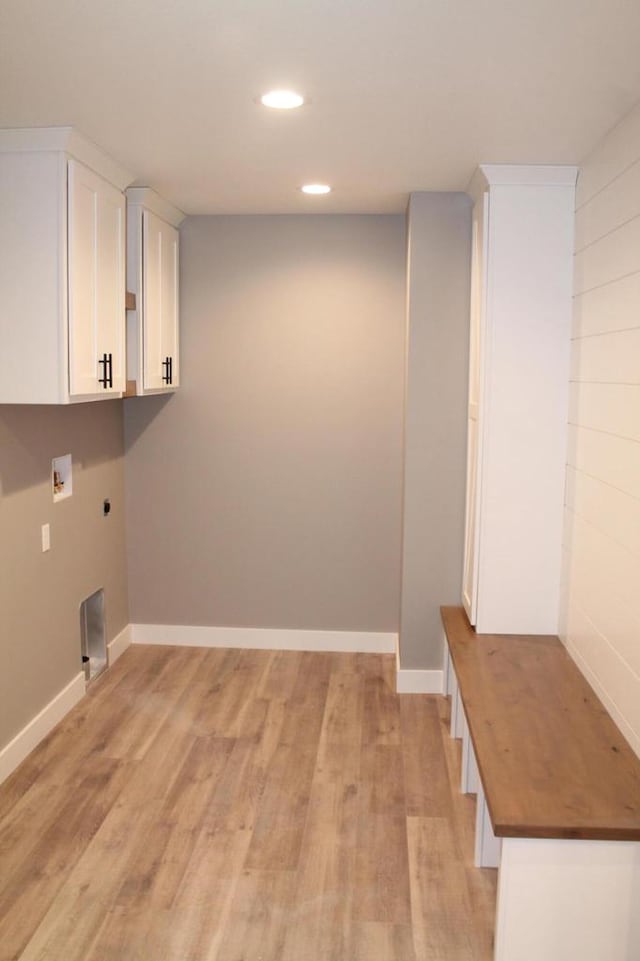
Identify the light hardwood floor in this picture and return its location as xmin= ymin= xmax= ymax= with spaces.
xmin=0 ymin=646 xmax=496 ymax=960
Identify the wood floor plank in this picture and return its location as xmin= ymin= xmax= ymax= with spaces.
xmin=0 ymin=647 xmax=172 ymax=824
xmin=401 ymin=695 xmax=452 ymax=817
xmin=14 ymin=794 xmax=165 ymax=961
xmin=353 ymin=812 xmax=412 ymax=924
xmin=361 ymin=671 xmax=402 ymax=745
xmin=359 ymin=742 xmax=406 ymax=816
xmin=355 ymin=731 xmax=412 ymax=925
xmin=282 ymin=781 xmax=357 ymax=960
xmin=436 ymin=694 xmax=497 ymax=961
xmin=319 ymin=671 xmax=365 ymax=747
xmin=82 ymin=737 xmax=236 ymax=961
xmin=437 ymin=696 xmax=477 ymax=856
xmin=346 ymin=921 xmax=418 ymax=961
xmin=163 ymin=828 xmax=254 ymax=960
xmin=0 ymin=757 xmax=131 ymax=961
xmin=255 ymin=649 xmax=303 ymax=701
xmin=204 ymin=736 xmax=265 ymax=833
xmin=0 ymin=751 xmax=112 ymax=884
xmin=215 ymin=869 xmax=296 ymax=961
xmin=197 ymin=650 xmax=272 ymax=739
xmin=244 ymin=740 xmax=318 ymax=871
xmin=0 ymin=645 xmax=496 ymax=961
xmin=407 ymin=816 xmax=479 ymax=961
xmin=12 ymin=662 xmax=235 ymax=961
xmin=280 ymin=674 xmax=365 ymax=961
xmin=277 ymin=651 xmax=331 ymax=747
xmin=95 ymin=646 xmax=211 ymax=761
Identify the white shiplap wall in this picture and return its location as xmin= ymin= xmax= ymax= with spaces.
xmin=561 ymin=103 xmax=640 ymax=758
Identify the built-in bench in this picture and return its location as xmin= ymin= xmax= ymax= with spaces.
xmin=441 ymin=605 xmax=640 ymax=961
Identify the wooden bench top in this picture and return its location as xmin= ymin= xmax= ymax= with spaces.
xmin=441 ymin=606 xmax=640 ymax=841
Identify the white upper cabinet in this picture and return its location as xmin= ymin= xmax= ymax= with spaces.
xmin=68 ymin=159 xmax=126 ymax=397
xmin=462 ymin=191 xmax=488 ymax=625
xmin=0 ymin=127 xmax=132 ymax=404
xmin=462 ymin=165 xmax=577 ymax=635
xmin=126 ymin=188 xmax=184 ymax=395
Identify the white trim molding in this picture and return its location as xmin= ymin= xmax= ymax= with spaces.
xmin=126 ymin=186 xmax=185 ymax=227
xmin=131 ymin=623 xmax=397 ymax=654
xmin=0 ymin=127 xmax=134 ymax=190
xmin=467 ymin=163 xmax=578 ymax=201
xmin=107 ymin=624 xmax=133 ymax=666
xmin=395 ymin=667 xmax=444 ymax=694
xmin=395 ymin=640 xmax=443 ymax=693
xmin=0 ymin=672 xmax=85 ymax=785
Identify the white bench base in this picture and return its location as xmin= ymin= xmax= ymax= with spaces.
xmin=495 ymin=837 xmax=640 ymax=961
xmin=444 ymin=634 xmax=640 ymax=961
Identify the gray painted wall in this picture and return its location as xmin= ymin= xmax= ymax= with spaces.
xmin=0 ymin=201 xmax=472 ymax=757
xmin=399 ymin=193 xmax=471 ymax=670
xmin=124 ymin=215 xmax=406 ymax=632
xmin=0 ymin=403 xmax=129 ymax=749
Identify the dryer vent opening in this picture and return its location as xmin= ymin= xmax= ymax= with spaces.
xmin=80 ymin=589 xmax=106 ymax=682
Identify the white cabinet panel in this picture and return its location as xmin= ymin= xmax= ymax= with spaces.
xmin=462 ymin=416 xmax=479 ymax=622
xmin=68 ymin=161 xmax=99 ymax=396
xmin=126 ymin=188 xmax=183 ymax=396
xmin=96 ymin=178 xmax=125 ymax=393
xmin=142 ymin=209 xmax=163 ymax=390
xmin=495 ymin=838 xmax=640 ymax=961
xmin=68 ymin=160 xmax=125 ymax=397
xmin=462 ymin=165 xmax=577 ymax=634
xmin=0 ymin=128 xmax=131 ymax=404
xmin=462 ymin=193 xmax=487 ymax=624
xmin=143 ymin=210 xmax=179 ymax=390
xmin=160 ymin=218 xmax=179 ymax=388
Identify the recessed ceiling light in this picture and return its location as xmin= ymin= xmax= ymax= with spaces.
xmin=301 ymin=184 xmax=331 ymax=195
xmin=260 ymin=90 xmax=305 ymax=109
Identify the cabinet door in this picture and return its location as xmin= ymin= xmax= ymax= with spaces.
xmin=462 ymin=415 xmax=480 ymax=622
xmin=68 ymin=160 xmax=125 ymax=396
xmin=462 ymin=192 xmax=488 ymax=623
xmin=143 ymin=210 xmax=179 ymax=390
xmin=96 ymin=178 xmax=125 ymax=393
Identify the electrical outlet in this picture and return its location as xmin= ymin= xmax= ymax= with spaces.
xmin=41 ymin=523 xmax=50 ymax=552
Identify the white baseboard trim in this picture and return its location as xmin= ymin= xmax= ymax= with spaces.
xmin=395 ymin=638 xmax=444 ymax=693
xmin=396 ymin=668 xmax=444 ymax=694
xmin=107 ymin=624 xmax=133 ymax=666
xmin=0 ymin=672 xmax=86 ymax=786
xmin=131 ymin=623 xmax=397 ymax=654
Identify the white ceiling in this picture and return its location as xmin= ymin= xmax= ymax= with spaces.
xmin=1 ymin=0 xmax=640 ymax=214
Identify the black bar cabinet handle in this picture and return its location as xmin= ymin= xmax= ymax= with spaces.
xmin=98 ymin=353 xmax=109 ymax=388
